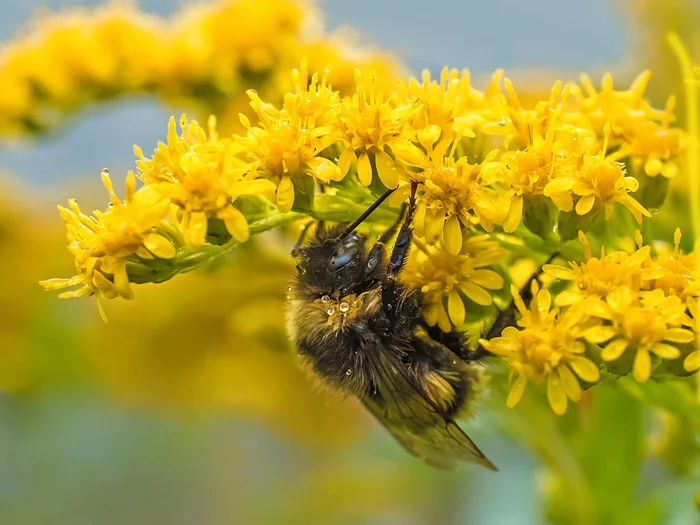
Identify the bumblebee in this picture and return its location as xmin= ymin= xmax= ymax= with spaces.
xmin=287 ymin=184 xmax=498 ymax=470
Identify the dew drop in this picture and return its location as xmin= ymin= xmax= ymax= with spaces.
xmin=287 ymin=286 xmax=292 ymax=291
xmin=321 ymin=295 xmax=331 ymax=303
xmin=326 ymin=306 xmax=336 ymax=315
xmin=101 ymin=168 xmax=110 ymax=177
xmin=339 ymin=301 xmax=350 ymax=313
xmin=107 ymin=202 xmax=114 ymax=208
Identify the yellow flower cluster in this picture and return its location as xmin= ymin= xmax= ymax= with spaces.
xmin=135 ymin=115 xmax=275 ymax=247
xmin=0 ymin=0 xmax=401 ymax=136
xmin=39 ymin=170 xmax=176 ymax=320
xmin=483 ymin=229 xmax=697 ymax=414
xmin=229 ymin=66 xmax=680 ymax=248
xmin=41 ymin=53 xmax=689 ymax=329
xmin=481 ymin=281 xmax=601 ymax=415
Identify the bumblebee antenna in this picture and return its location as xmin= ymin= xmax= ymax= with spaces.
xmin=336 ymin=188 xmax=395 ymax=242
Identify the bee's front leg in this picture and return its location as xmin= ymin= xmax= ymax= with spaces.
xmin=381 ymin=183 xmax=417 ymax=323
xmin=365 ymin=203 xmax=408 ymax=276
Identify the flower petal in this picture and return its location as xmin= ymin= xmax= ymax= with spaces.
xmin=424 ymin=210 xmax=446 ymax=245
xmin=547 ymin=371 xmax=568 ymax=415
xmin=184 ymin=211 xmax=208 ymax=248
xmin=221 ymin=206 xmax=250 ymax=243
xmin=664 ymin=328 xmax=695 ymax=344
xmin=600 ymin=338 xmax=628 ymax=362
xmin=506 ymin=374 xmax=527 ymax=408
xmin=542 ymin=264 xmax=576 ymax=281
xmin=652 ymin=343 xmax=681 ymax=360
xmin=374 ymin=149 xmax=399 ymax=189
xmin=503 ymin=195 xmax=523 ymax=233
xmin=276 ymin=176 xmax=295 ymax=213
xmin=559 ymin=365 xmax=582 ymax=402
xmin=447 ymin=289 xmax=466 ymax=327
xmin=583 ymin=325 xmax=617 ymax=344
xmin=113 ymin=260 xmax=134 ymax=300
xmin=458 ymin=282 xmax=493 ymax=306
xmin=633 ymin=349 xmax=652 ymax=382
xmin=142 ymin=233 xmax=176 ymax=259
xmin=443 ymin=216 xmax=463 ymax=255
xmin=568 ymin=355 xmax=600 ymax=383
xmin=337 ymin=148 xmax=355 ymax=177
xmin=357 ymin=152 xmax=372 ymax=186
xmin=469 ymin=269 xmax=504 ymax=290
xmin=437 ymin=301 xmax=451 ymax=333
xmin=575 ymin=194 xmax=596 ymax=215
xmin=684 ymin=351 xmax=700 ymax=372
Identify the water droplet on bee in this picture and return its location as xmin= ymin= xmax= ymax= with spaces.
xmin=326 ymin=306 xmax=335 ymax=315
xmin=287 ymin=286 xmax=292 ymax=291
xmin=339 ymin=301 xmax=350 ymax=313
xmin=345 ymin=369 xmax=352 ymax=376
xmin=321 ymin=295 xmax=331 ymax=303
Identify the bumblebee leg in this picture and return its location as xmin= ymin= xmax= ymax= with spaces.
xmin=365 ymin=203 xmax=408 ymax=277
xmin=381 ymin=183 xmax=417 ymax=322
xmin=419 ymin=321 xmax=477 ymax=362
xmin=471 ymin=252 xmax=559 ymax=359
xmin=291 ymin=221 xmax=314 ymax=255
xmin=386 ymin=183 xmax=417 ymax=279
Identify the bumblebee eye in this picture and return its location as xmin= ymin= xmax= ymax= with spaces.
xmin=328 ymin=244 xmax=360 ymax=271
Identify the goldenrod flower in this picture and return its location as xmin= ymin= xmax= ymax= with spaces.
xmin=545 ymin=124 xmax=649 ymax=223
xmin=332 ymin=69 xmax=402 ymax=188
xmin=569 ymin=71 xmax=682 ymax=178
xmin=483 ymin=78 xmax=565 ymax=149
xmin=591 ymin=287 xmax=694 ymax=382
xmin=647 ymin=228 xmax=698 ymax=299
xmin=543 ymin=231 xmax=659 ymax=305
xmin=392 ymin=67 xmax=501 ymax=141
xmin=499 ymin=122 xmax=571 ymax=232
xmin=135 ymin=115 xmax=274 ymax=247
xmin=402 ymin=235 xmax=506 ymax=331
xmin=390 ymin=146 xmax=508 ymax=249
xmin=480 ymin=282 xmax=601 ymax=415
xmin=39 ymin=170 xmax=175 ymax=319
xmin=237 ymin=65 xmax=342 ymax=213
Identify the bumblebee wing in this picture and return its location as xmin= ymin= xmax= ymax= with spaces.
xmin=361 ymin=349 xmax=497 ymax=471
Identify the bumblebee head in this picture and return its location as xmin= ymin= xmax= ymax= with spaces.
xmin=291 ymin=223 xmax=369 ymax=294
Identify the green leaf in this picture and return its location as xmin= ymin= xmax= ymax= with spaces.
xmin=576 ymin=382 xmax=645 ymax=524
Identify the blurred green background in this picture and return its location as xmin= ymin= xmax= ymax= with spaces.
xmin=0 ymin=0 xmax=699 ymax=523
